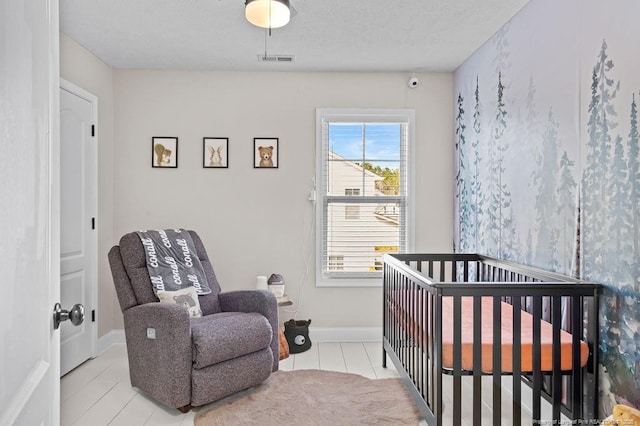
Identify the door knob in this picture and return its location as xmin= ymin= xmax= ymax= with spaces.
xmin=53 ymin=303 xmax=85 ymax=329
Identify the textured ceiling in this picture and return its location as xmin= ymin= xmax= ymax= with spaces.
xmin=60 ymin=0 xmax=529 ymax=72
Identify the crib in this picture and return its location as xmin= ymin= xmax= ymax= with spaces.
xmin=382 ymin=253 xmax=601 ymax=425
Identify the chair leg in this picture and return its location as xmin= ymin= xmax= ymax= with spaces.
xmin=177 ymin=404 xmax=192 ymax=413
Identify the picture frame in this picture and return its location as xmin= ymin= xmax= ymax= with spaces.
xmin=203 ymin=137 xmax=229 ymax=168
xmin=152 ymin=137 xmax=178 ymax=168
xmin=253 ymin=138 xmax=279 ymax=169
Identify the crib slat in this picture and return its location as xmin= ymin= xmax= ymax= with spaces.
xmin=552 ymin=296 xmax=562 ymax=421
xmin=428 ymin=291 xmax=434 ymax=410
xmin=403 ymin=274 xmax=407 ymax=369
xmin=587 ymin=290 xmax=599 ymax=420
xmin=408 ymin=279 xmax=412 ymax=385
xmin=492 ymin=296 xmax=502 ymax=426
xmin=571 ymin=295 xmax=582 ymax=419
xmin=463 ymin=260 xmax=469 ymax=282
xmin=435 ymin=294 xmax=443 ymax=425
xmin=473 ymin=296 xmax=482 ymax=423
xmin=532 ymin=296 xmax=542 ymax=422
xmin=512 ymin=296 xmax=522 ymax=426
xmin=411 ymin=281 xmax=416 ymax=390
xmin=420 ymin=288 xmax=425 ymax=401
xmin=453 ymin=295 xmax=462 ymax=425
xmin=383 ymin=266 xmax=388 ymax=368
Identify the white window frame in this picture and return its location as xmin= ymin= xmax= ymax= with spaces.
xmin=315 ymin=108 xmax=415 ymax=287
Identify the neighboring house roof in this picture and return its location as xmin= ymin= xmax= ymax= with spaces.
xmin=328 ymin=151 xmax=384 ymax=181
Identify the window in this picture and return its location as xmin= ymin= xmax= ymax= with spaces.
xmin=315 ymin=109 xmax=414 ymax=286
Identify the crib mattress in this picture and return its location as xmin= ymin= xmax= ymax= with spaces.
xmin=439 ymin=296 xmax=589 ymax=373
xmin=389 ymin=295 xmax=590 ymax=373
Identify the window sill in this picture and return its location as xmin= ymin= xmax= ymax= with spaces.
xmin=315 ymin=278 xmax=382 ymax=288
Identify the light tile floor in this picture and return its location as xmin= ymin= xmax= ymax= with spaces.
xmin=60 ymin=342 xmax=400 ymax=426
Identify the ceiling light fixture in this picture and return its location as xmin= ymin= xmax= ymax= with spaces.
xmin=245 ymin=0 xmax=291 ymax=29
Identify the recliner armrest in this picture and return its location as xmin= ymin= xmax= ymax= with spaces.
xmin=218 ymin=290 xmax=277 ymax=318
xmin=122 ymin=303 xmax=192 ymax=408
xmin=218 ymin=290 xmax=279 ymax=371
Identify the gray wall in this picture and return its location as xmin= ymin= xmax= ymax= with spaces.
xmin=60 ymin=35 xmax=455 ymax=333
xmin=113 ymin=70 xmax=454 ymax=329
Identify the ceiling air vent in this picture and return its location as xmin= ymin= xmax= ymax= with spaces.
xmin=257 ymin=54 xmax=295 ymax=63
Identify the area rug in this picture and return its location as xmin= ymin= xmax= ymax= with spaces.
xmin=194 ymin=370 xmax=421 ymax=425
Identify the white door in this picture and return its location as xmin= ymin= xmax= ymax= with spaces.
xmin=60 ymin=81 xmax=98 ymax=376
xmin=0 ymin=1 xmax=61 ymax=425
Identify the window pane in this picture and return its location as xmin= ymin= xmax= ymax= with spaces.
xmin=328 ymin=123 xmax=363 ymax=161
xmin=327 ymin=157 xmax=365 ymax=196
xmin=364 ymin=124 xmax=401 ymax=162
xmin=361 ymin=161 xmax=401 ymax=196
xmin=325 ymin=202 xmax=402 ymax=273
xmin=327 ymin=122 xmax=403 ymax=197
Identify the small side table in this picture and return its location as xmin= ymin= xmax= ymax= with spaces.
xmin=276 ymin=295 xmax=292 ymax=360
xmin=277 ymin=295 xmax=293 ymax=307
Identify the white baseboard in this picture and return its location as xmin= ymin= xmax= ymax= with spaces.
xmin=96 ymin=327 xmax=381 ymax=355
xmin=97 ymin=329 xmax=125 ymax=355
xmin=308 ymin=327 xmax=382 ymax=342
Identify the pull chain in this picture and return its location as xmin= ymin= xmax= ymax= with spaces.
xmin=269 ymin=0 xmax=272 ymax=36
xmin=264 ymin=1 xmax=272 ymax=59
xmin=264 ymin=28 xmax=268 ymax=59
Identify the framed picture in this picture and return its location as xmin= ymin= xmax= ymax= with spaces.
xmin=203 ymin=137 xmax=229 ymax=168
xmin=152 ymin=137 xmax=178 ymax=168
xmin=253 ymin=138 xmax=279 ymax=169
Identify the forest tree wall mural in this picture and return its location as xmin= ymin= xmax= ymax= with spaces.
xmin=453 ymin=0 xmax=640 ymax=413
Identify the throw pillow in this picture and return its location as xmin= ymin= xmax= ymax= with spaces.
xmin=157 ymin=286 xmax=202 ymax=318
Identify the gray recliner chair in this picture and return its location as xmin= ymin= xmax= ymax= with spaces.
xmin=108 ymin=231 xmax=278 ymax=411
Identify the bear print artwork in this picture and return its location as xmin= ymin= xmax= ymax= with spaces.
xmin=254 ymin=138 xmax=279 ymax=168
xmin=258 ymin=146 xmax=274 ymax=167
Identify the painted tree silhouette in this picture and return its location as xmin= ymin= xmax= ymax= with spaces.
xmin=486 ymin=73 xmax=504 ymax=255
xmin=471 ymin=77 xmax=485 ymax=253
xmin=626 ymin=93 xmax=640 ymax=291
xmin=582 ymin=39 xmax=619 ymax=282
xmin=455 ymin=93 xmax=471 ymax=252
xmin=608 ymin=132 xmax=632 ymax=285
xmin=556 ymin=151 xmax=577 ymax=276
xmin=532 ymin=109 xmax=561 ymax=271
xmin=521 ymin=76 xmax=540 ymax=267
xmin=487 ymin=71 xmax=517 ymax=258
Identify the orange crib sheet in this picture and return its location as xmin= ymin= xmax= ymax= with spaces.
xmin=440 ymin=297 xmax=589 ymax=373
xmin=391 ymin=296 xmax=589 ymax=373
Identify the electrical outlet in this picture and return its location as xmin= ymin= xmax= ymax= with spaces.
xmin=147 ymin=328 xmax=156 ymax=339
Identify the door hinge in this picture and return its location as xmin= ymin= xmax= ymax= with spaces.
xmin=92 ymin=309 xmax=96 ymax=322
xmin=91 ymin=125 xmax=95 ymax=137
xmin=91 ymin=217 xmax=95 ymax=230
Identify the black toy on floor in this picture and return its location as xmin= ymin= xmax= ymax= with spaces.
xmin=284 ymin=319 xmax=312 ymax=354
